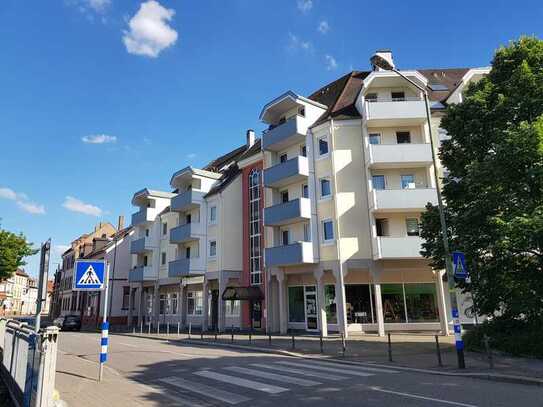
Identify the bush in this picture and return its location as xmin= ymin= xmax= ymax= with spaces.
xmin=463 ymin=318 xmax=543 ymax=359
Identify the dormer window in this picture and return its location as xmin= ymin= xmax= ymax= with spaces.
xmin=298 ymin=107 xmax=305 ymax=117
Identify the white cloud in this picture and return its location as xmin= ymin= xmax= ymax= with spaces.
xmin=53 ymin=245 xmax=71 ymax=255
xmin=87 ymin=0 xmax=110 ymax=13
xmin=325 ymin=54 xmax=338 ymax=70
xmin=318 ymin=20 xmax=330 ymax=34
xmin=287 ymin=32 xmax=313 ymax=53
xmin=123 ymin=1 xmax=178 ymax=58
xmin=186 ymin=153 xmax=197 ymax=159
xmin=82 ymin=134 xmax=117 ymax=144
xmin=62 ymin=196 xmax=103 ymax=217
xmin=297 ymin=0 xmax=313 ymax=13
xmin=0 ymin=186 xmax=46 ymax=215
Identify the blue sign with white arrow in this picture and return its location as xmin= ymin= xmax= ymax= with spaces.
xmin=73 ymin=260 xmax=105 ymax=291
xmin=452 ymin=251 xmax=468 ymax=280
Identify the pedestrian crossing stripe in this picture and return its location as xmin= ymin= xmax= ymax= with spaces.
xmin=77 ymin=265 xmax=101 ymax=286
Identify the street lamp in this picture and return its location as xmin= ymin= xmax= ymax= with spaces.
xmin=370 ymin=53 xmax=466 ymax=369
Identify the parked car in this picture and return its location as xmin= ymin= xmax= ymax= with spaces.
xmin=53 ymin=317 xmax=64 ymax=328
xmin=61 ymin=315 xmax=81 ymax=331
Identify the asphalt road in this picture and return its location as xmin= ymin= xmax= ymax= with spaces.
xmin=55 ymin=332 xmax=543 ymax=407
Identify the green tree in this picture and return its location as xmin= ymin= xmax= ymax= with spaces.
xmin=420 ymin=37 xmax=543 ymax=322
xmin=0 ymin=225 xmax=38 ymax=280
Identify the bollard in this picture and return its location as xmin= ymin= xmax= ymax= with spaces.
xmin=387 ymin=333 xmax=392 ymax=362
xmin=268 ymin=334 xmax=272 ymax=347
xmin=201 ymin=329 xmax=204 ymax=340
xmin=188 ymin=322 xmax=192 ymax=339
xmin=157 ymin=321 xmax=160 ymax=335
xmin=320 ymin=333 xmax=324 ymax=354
xmin=132 ymin=325 xmax=136 ymax=335
xmin=341 ymin=332 xmax=346 ymax=357
xmin=148 ymin=322 xmax=151 ymax=335
xmin=140 ymin=321 xmax=143 ymax=334
xmin=249 ymin=329 xmax=252 ymax=344
xmin=215 ymin=330 xmax=218 ymax=341
xmin=291 ymin=334 xmax=295 ymax=350
xmin=435 ymin=335 xmax=443 ymax=367
xmin=231 ymin=325 xmax=234 ymax=343
xmin=483 ymin=335 xmax=494 ymax=369
xmin=177 ymin=322 xmax=180 ymax=337
xmin=167 ymin=323 xmax=170 ymax=336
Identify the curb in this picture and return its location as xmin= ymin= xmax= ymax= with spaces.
xmin=122 ymin=334 xmax=543 ymax=387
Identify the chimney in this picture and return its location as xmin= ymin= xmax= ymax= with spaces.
xmin=246 ymin=129 xmax=255 ymax=148
xmin=371 ymin=49 xmax=395 ymax=71
xmin=117 ymin=215 xmax=124 ymax=231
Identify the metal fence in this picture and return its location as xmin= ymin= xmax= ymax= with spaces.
xmin=0 ymin=318 xmax=59 ymax=407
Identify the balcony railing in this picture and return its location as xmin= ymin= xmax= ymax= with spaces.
xmin=168 ymin=258 xmax=205 ymax=278
xmin=367 ymin=143 xmax=432 ymax=168
xmin=264 ymin=156 xmax=309 ymax=189
xmin=131 ymin=207 xmax=158 ymax=226
xmin=364 ymin=98 xmax=426 ymax=126
xmin=264 ymin=198 xmax=311 ymax=226
xmin=374 ymin=236 xmax=423 ymax=259
xmin=171 ymin=190 xmax=205 ymax=212
xmin=169 ymin=223 xmax=201 ymax=244
xmin=371 ymin=188 xmax=437 ymax=212
xmin=128 ymin=266 xmax=157 ymax=282
xmin=262 ymin=115 xmax=308 ymax=152
xmin=264 ymin=241 xmax=315 ymax=267
xmin=130 ymin=237 xmax=153 ymax=254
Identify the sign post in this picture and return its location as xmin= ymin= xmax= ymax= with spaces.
xmin=451 ymin=251 xmax=469 ymax=363
xmin=73 ymin=259 xmax=108 ymax=382
xmin=35 ymin=239 xmax=51 ymax=332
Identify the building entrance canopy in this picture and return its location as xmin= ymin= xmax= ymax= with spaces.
xmin=222 ymin=286 xmax=264 ymax=301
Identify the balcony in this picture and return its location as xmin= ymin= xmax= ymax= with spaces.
xmin=262 ymin=115 xmax=308 ymax=152
xmin=131 ymin=207 xmax=159 ymax=226
xmin=264 ymin=198 xmax=311 ymax=227
xmin=374 ymin=236 xmax=423 ymax=260
xmin=367 ymin=143 xmax=432 ymax=168
xmin=265 ymin=242 xmax=315 ymax=267
xmin=371 ymin=188 xmax=437 ymax=212
xmin=364 ymin=98 xmax=426 ymax=126
xmin=264 ymin=156 xmax=309 ymax=189
xmin=168 ymin=258 xmax=205 ymax=278
xmin=128 ymin=266 xmax=157 ymax=282
xmin=130 ymin=237 xmax=153 ymax=254
xmin=170 ymin=222 xmax=202 ymax=244
xmin=171 ymin=190 xmax=205 ymax=212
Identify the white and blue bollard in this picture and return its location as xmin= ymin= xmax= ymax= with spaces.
xmin=451 ymin=308 xmax=466 ymax=368
xmin=99 ymin=321 xmax=109 ymax=381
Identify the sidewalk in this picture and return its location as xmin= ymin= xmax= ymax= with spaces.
xmin=120 ymin=329 xmax=543 ymax=385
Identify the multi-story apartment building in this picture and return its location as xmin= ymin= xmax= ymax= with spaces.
xmin=128 ymin=50 xmax=488 ymax=337
xmin=0 ymin=268 xmax=30 ymax=315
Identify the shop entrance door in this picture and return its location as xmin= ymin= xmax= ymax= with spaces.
xmin=304 ymin=285 xmax=318 ymax=331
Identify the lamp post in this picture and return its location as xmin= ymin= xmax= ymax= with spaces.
xmin=369 ymin=54 xmax=465 ymax=369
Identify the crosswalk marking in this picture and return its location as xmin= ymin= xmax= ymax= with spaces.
xmin=158 ymin=376 xmax=250 ymax=405
xmin=223 ymin=366 xmax=321 ymax=387
xmin=195 ymin=370 xmax=289 ymax=394
xmin=276 ymin=361 xmax=375 ymax=377
xmin=303 ymin=360 xmax=399 ymax=374
xmin=250 ymin=363 xmax=348 ymax=381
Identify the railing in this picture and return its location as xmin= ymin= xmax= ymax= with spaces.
xmin=0 ymin=318 xmax=59 ymax=407
xmin=366 ymin=96 xmax=422 ymax=103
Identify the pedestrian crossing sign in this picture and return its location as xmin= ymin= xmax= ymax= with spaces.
xmin=73 ymin=260 xmax=106 ymax=291
xmin=452 ymin=251 xmax=468 ymax=279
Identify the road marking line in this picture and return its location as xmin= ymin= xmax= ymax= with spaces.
xmin=276 ymin=361 xmax=374 ymax=377
xmin=158 ymin=376 xmax=250 ymax=405
xmin=134 ymin=382 xmax=207 ymax=407
xmin=250 ymin=363 xmax=347 ymax=381
xmin=194 ymin=370 xmax=288 ymax=394
xmin=369 ymin=386 xmax=478 ymax=407
xmin=303 ymin=360 xmax=399 ymax=374
xmin=223 ymin=366 xmax=320 ymax=386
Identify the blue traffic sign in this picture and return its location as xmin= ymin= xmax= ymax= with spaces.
xmin=452 ymin=251 xmax=468 ymax=279
xmin=73 ymin=260 xmax=105 ymax=290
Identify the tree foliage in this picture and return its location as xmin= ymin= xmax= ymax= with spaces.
xmin=420 ymin=37 xmax=543 ymax=322
xmin=0 ymin=225 xmax=38 ymax=280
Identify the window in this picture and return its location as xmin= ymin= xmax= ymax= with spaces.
xmin=303 ymin=223 xmax=311 ymax=241
xmin=396 ymin=131 xmax=411 ymax=144
xmin=324 ymin=285 xmax=337 ymax=324
xmin=170 ymin=293 xmax=178 ymax=314
xmin=249 ymin=169 xmax=262 ymax=286
xmin=288 ymin=287 xmax=305 ymax=322
xmin=302 ymin=184 xmax=308 ymax=198
xmin=122 ymin=286 xmax=130 ymax=310
xmin=318 ymin=136 xmax=329 ymax=156
xmin=280 ymin=153 xmax=288 ymax=163
xmin=282 ymin=230 xmax=290 ymax=246
xmin=186 ymin=214 xmax=192 ymax=224
xmin=226 ymin=300 xmax=240 ymax=316
xmin=320 ymin=178 xmax=331 ymax=198
xmin=300 ymin=145 xmax=307 ymax=157
xmin=209 ymin=240 xmax=217 ymax=257
xmin=143 ymin=255 xmax=148 ymax=266
xmin=145 ymin=229 xmax=149 ymax=237
xmin=185 ymin=247 xmax=191 ymax=259
xmin=298 ymin=106 xmax=305 ymax=117
xmin=345 ymin=284 xmax=375 ymax=324
xmin=280 ymin=190 xmax=289 ymax=203
xmin=372 ymin=175 xmax=386 ymax=190
xmin=406 ymin=218 xmax=420 ymax=236
xmin=187 ymin=291 xmax=203 ymax=315
xmin=404 ymin=283 xmax=438 ymax=322
xmin=369 ymin=133 xmax=381 ymax=145
xmin=382 ymin=284 xmax=406 ymax=323
xmin=322 ymin=219 xmax=334 ymax=242
xmin=376 ymin=219 xmax=389 ymax=237
xmin=159 ymin=294 xmax=166 ymax=315
xmin=365 ymin=93 xmax=378 ymax=102
xmin=401 ymin=175 xmax=415 ymax=189
xmin=209 ymin=206 xmax=217 ymax=223
xmin=162 ymin=222 xmax=167 ymax=235
xmin=391 ymin=91 xmax=405 ymax=101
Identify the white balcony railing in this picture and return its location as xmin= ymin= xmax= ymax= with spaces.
xmin=262 ymin=115 xmax=308 ymax=152
xmin=367 ymin=143 xmax=432 ymax=168
xmin=374 ymin=236 xmax=424 ymax=260
xmin=371 ymin=188 xmax=437 ymax=212
xmin=364 ymin=98 xmax=426 ymax=126
xmin=264 ymin=241 xmax=315 ymax=267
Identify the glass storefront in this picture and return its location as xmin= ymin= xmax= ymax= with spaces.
xmin=382 ymin=284 xmax=406 ymax=323
xmin=288 ymin=286 xmax=305 ymax=322
xmin=345 ymin=284 xmax=375 ymax=324
xmin=324 ymin=285 xmax=337 ymax=324
xmin=404 ymin=283 xmax=439 ymax=322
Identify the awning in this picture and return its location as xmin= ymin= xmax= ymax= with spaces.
xmin=222 ymin=286 xmax=264 ymax=301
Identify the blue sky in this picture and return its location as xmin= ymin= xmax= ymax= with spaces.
xmin=1 ymin=0 xmax=542 ymax=277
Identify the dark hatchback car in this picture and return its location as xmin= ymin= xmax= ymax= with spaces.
xmin=62 ymin=315 xmax=81 ymax=331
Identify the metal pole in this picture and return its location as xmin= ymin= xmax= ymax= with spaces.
xmin=99 ymin=262 xmax=111 ymax=382
xmin=35 ymin=239 xmax=51 ymax=333
xmin=231 ymin=325 xmax=234 ymax=343
xmin=341 ymin=332 xmax=346 ymax=357
xmin=435 ymin=335 xmax=443 ymax=367
xmin=268 ymin=333 xmax=272 ymax=346
xmin=140 ymin=320 xmax=143 ymax=334
xmin=177 ymin=322 xmax=180 ymax=337
xmin=483 ymin=335 xmax=494 ymax=369
xmin=291 ymin=334 xmax=295 ymax=350
xmin=188 ymin=322 xmax=192 ymax=339
xmin=320 ymin=333 xmax=324 ymax=353
xmin=387 ymin=333 xmax=392 ymax=362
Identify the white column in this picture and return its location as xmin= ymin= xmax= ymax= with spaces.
xmin=218 ymin=275 xmax=226 ymax=332
xmin=334 ymin=267 xmax=348 ymax=338
xmin=276 ymin=271 xmax=288 ymax=334
xmin=373 ymin=283 xmax=385 ymax=337
xmin=127 ymin=287 xmax=134 ymax=327
xmin=202 ymin=280 xmax=209 ymax=331
xmin=137 ymin=284 xmax=144 ymax=326
xmin=153 ymin=282 xmax=160 ymax=327
xmin=314 ymin=270 xmax=328 ymax=337
xmin=435 ymin=270 xmax=450 ymax=335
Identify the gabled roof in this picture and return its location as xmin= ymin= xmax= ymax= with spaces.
xmin=204 ymin=164 xmax=241 ymax=198
xmin=259 ymin=91 xmax=327 ymax=122
xmin=169 ymin=166 xmax=222 ymax=188
xmin=203 ymin=144 xmax=249 ymax=172
xmin=131 ymin=188 xmax=175 ymax=205
xmin=236 ymin=138 xmax=262 ymax=163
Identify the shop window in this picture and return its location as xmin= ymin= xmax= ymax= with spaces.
xmin=171 ymin=293 xmax=178 ymax=314
xmin=122 ymin=286 xmax=130 ymax=310
xmin=159 ymin=294 xmax=166 ymax=315
xmin=345 ymin=284 xmax=375 ymax=324
xmin=288 ymin=286 xmax=305 ymax=322
xmin=324 ymin=285 xmax=337 ymax=324
xmin=187 ymin=291 xmax=203 ymax=315
xmin=381 ymin=284 xmax=406 ymax=323
xmin=404 ymin=283 xmax=438 ymax=322
xmin=226 ymin=300 xmax=240 ymax=316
